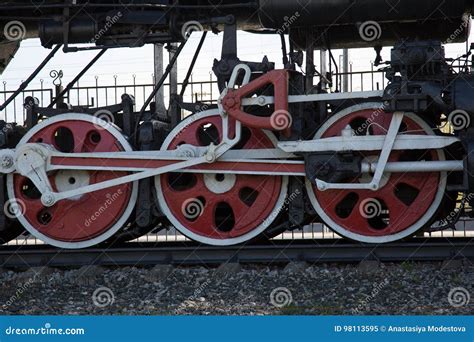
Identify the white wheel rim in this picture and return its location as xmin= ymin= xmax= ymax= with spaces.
xmin=155 ymin=110 xmax=289 ymax=246
xmin=7 ymin=113 xmax=138 ymax=249
xmin=305 ymin=103 xmax=447 ymax=243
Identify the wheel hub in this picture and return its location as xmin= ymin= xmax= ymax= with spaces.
xmin=203 ymin=173 xmax=237 ymax=194
xmin=54 ymin=170 xmax=90 ymax=200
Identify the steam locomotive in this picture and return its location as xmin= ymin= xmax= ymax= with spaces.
xmin=0 ymin=0 xmax=473 ymax=248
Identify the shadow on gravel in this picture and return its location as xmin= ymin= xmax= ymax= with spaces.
xmin=0 ymin=261 xmax=472 ymax=315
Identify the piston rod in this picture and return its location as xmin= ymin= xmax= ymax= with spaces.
xmin=362 ymin=160 xmax=464 ymax=173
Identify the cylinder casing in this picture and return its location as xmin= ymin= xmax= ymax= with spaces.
xmin=258 ymin=0 xmax=472 ymax=47
xmin=258 ymin=0 xmax=470 ymax=27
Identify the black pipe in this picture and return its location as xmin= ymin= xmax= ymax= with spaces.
xmin=0 ymin=44 xmax=62 ymax=112
xmin=259 ymin=0 xmax=470 ymax=28
xmin=180 ymin=32 xmax=208 ymax=98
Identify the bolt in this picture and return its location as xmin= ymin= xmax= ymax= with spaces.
xmin=41 ymin=193 xmax=56 ymax=207
xmin=1 ymin=155 xmax=13 ymax=169
xmin=205 ymin=154 xmax=215 ymax=163
xmin=224 ymin=97 xmax=236 ymax=108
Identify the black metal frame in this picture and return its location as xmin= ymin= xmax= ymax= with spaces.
xmin=1 ymin=238 xmax=473 ymax=268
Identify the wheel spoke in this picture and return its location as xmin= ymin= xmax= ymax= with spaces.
xmin=156 ymin=111 xmax=287 ymax=245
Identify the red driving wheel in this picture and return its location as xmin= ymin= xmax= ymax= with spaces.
xmin=7 ymin=114 xmax=137 ymax=248
xmin=155 ymin=111 xmax=288 ymax=245
xmin=306 ymin=104 xmax=446 ymax=243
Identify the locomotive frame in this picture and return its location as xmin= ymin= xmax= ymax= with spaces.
xmin=0 ymin=1 xmax=473 ymax=249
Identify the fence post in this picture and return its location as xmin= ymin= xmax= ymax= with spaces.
xmin=50 ymin=70 xmax=64 ymax=108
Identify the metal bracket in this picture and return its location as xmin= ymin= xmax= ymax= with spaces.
xmin=220 ymin=66 xmax=291 ymax=136
xmin=15 ymin=144 xmax=54 ymax=203
xmin=316 ymin=112 xmax=404 ymax=191
xmin=278 ymin=135 xmax=459 ymax=153
xmin=241 ymin=90 xmax=384 ymax=107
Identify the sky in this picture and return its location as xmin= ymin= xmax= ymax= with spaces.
xmin=0 ymin=30 xmax=472 ymax=111
xmin=2 ymin=32 xmax=286 ymax=88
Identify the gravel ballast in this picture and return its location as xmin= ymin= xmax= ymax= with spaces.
xmin=0 ymin=261 xmax=473 ymax=315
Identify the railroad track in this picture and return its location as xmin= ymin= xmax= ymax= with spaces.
xmin=1 ymin=238 xmax=473 ymax=268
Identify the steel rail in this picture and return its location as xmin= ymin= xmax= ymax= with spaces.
xmin=0 ymin=238 xmax=473 ymax=268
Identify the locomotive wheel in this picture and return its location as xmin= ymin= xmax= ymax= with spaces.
xmin=6 ymin=114 xmax=138 ymax=249
xmin=155 ymin=110 xmax=288 ymax=246
xmin=306 ymin=103 xmax=447 ymax=243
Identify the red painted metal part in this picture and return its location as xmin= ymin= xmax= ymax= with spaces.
xmin=221 ymin=70 xmax=291 ymax=136
xmin=311 ymin=109 xmax=440 ymax=237
xmin=51 ymin=156 xmax=305 ymax=175
xmin=12 ymin=120 xmax=134 ymax=242
xmin=159 ymin=115 xmax=284 ymax=240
